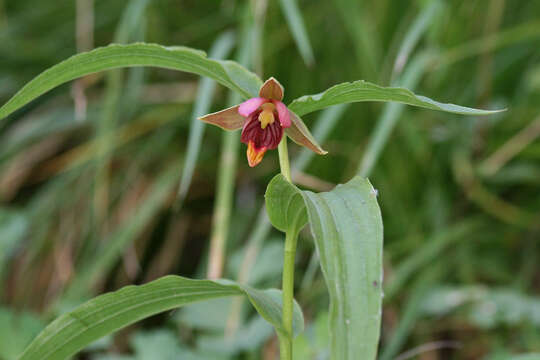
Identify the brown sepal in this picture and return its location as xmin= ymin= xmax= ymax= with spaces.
xmin=198 ymin=105 xmax=245 ymax=130
xmin=259 ymin=77 xmax=284 ymax=101
xmin=285 ymin=111 xmax=327 ymax=155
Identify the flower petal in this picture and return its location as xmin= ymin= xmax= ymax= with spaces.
xmin=259 ymin=77 xmax=284 ymax=101
xmin=273 ymin=100 xmax=291 ymax=128
xmin=238 ymin=97 xmax=266 ymax=117
xmin=285 ymin=111 xmax=327 ymax=154
xmin=246 ymin=141 xmax=267 ymax=167
xmin=198 ymin=105 xmax=245 ymax=130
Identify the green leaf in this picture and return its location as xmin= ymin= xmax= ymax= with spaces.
xmin=265 ymin=175 xmax=383 ymax=360
xmin=18 ymin=276 xmax=303 ymax=360
xmin=288 ymin=80 xmax=504 ymax=117
xmin=0 ymin=43 xmax=263 ymax=122
xmin=264 ymin=174 xmax=307 ymax=235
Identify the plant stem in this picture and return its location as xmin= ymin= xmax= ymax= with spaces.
xmin=277 ymin=136 xmax=295 ymax=360
xmin=280 ymin=230 xmax=298 ymax=359
xmin=278 ymin=333 xmax=292 ymax=360
xmin=278 ymin=136 xmax=292 ymax=182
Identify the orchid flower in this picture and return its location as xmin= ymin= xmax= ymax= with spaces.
xmin=199 ymin=77 xmax=326 ymax=167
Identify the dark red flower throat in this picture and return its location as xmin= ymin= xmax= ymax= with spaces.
xmin=240 ymin=108 xmax=283 ymax=167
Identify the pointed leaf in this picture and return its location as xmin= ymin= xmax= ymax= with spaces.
xmin=18 ymin=276 xmax=303 ymax=360
xmin=266 ymin=175 xmax=383 ymax=360
xmin=265 ymin=175 xmax=308 ymax=235
xmin=288 ymin=80 xmax=504 ymax=117
xmin=0 ymin=43 xmax=263 ymax=122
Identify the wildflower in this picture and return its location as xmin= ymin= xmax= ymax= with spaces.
xmin=199 ymin=78 xmax=325 ymax=167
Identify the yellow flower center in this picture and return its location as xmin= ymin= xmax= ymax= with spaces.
xmin=258 ymin=103 xmax=276 ymax=129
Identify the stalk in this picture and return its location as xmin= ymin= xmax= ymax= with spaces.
xmin=279 ymin=229 xmax=298 ymax=359
xmin=277 ymin=136 xmax=296 ymax=359
xmin=278 ymin=136 xmax=292 ymax=182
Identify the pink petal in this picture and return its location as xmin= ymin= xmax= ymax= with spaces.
xmin=273 ymin=101 xmax=291 ymax=128
xmin=238 ymin=97 xmax=266 ymax=117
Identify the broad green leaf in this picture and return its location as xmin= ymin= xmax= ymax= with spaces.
xmin=265 ymin=175 xmax=383 ymax=360
xmin=288 ymin=80 xmax=503 ymax=117
xmin=264 ymin=174 xmax=307 ymax=236
xmin=0 ymin=43 xmax=263 ymax=122
xmin=19 ymin=276 xmax=303 ymax=360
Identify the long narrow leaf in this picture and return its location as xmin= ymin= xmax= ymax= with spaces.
xmin=288 ymin=80 xmax=503 ymax=117
xmin=19 ymin=276 xmax=303 ymax=360
xmin=0 ymin=43 xmax=262 ymax=122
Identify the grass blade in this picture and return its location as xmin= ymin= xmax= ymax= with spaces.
xmin=277 ymin=0 xmax=315 ymax=66
xmin=358 ymin=53 xmax=430 ymax=177
xmin=176 ymin=31 xmax=236 ymax=206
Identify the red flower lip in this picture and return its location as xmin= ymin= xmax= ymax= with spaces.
xmin=240 ymin=106 xmax=284 ymax=167
xmin=239 ymin=100 xmax=289 ymax=167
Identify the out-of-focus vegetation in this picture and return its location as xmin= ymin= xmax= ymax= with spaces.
xmin=0 ymin=0 xmax=539 ymax=359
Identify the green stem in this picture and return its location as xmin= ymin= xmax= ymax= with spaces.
xmin=278 ymin=136 xmax=292 ymax=182
xmin=277 ymin=136 xmax=295 ymax=360
xmin=278 ymin=333 xmax=292 ymax=360
xmin=280 ymin=230 xmax=298 ymax=359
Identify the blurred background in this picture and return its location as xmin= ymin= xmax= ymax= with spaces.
xmin=1 ymin=0 xmax=540 ymax=359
